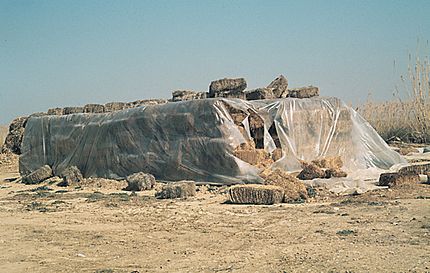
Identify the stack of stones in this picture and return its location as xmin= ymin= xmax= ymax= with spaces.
xmin=1 ymin=74 xmax=320 ymax=155
xmin=170 ymin=75 xmax=319 ymax=102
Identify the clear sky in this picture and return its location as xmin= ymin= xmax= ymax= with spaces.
xmin=1 ymin=0 xmax=429 ymax=124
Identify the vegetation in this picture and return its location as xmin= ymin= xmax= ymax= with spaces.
xmin=358 ymin=50 xmax=430 ymax=143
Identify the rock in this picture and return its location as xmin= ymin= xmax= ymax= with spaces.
xmin=213 ymin=89 xmax=246 ymax=99
xmin=1 ymin=116 xmax=28 ymax=154
xmin=83 ymin=104 xmax=105 ymax=113
xmin=424 ymin=146 xmax=430 ymax=153
xmin=312 ymin=156 xmax=343 ymax=169
xmin=208 ymin=78 xmax=247 ymax=98
xmin=233 ymin=142 xmax=273 ymax=168
xmin=29 ymin=112 xmax=47 ymax=117
xmin=155 ymin=181 xmax=196 ymax=199
xmin=227 ymin=184 xmax=284 ymax=205
xmin=378 ymin=172 xmax=421 ymax=187
xmin=261 ymin=169 xmax=308 ymax=202
xmin=104 ymin=102 xmax=126 ymax=112
xmin=398 ymin=146 xmax=419 ymax=155
xmin=125 ymin=99 xmax=168 ymax=108
xmin=125 ymin=172 xmax=156 ymax=191
xmin=47 ymin=108 xmax=63 ymax=115
xmin=62 ymin=107 xmax=84 ymax=115
xmin=297 ymin=162 xmax=326 ymax=180
xmin=398 ymin=162 xmax=430 ymax=175
xmin=245 ymin=88 xmax=275 ymax=100
xmin=59 ymin=166 xmax=83 ymax=186
xmin=22 ymin=165 xmax=53 ymax=184
xmin=44 ymin=176 xmax=63 ymax=185
xmin=271 ymin=148 xmax=283 ymax=161
xmin=325 ymin=168 xmax=348 ymax=178
xmin=172 ymin=90 xmax=206 ymax=102
xmin=267 ymin=75 xmax=289 ymax=98
xmin=288 ymin=86 xmax=319 ymax=98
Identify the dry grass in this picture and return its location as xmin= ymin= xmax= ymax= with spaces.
xmin=0 ymin=125 xmax=8 ymax=147
xmin=359 ymin=51 xmax=430 ymax=143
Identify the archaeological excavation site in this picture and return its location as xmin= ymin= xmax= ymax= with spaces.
xmin=1 ymin=75 xmax=429 ymax=272
xmin=3 ymin=74 xmax=428 ymax=204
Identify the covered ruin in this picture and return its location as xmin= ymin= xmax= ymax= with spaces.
xmin=19 ymin=96 xmax=405 ymax=185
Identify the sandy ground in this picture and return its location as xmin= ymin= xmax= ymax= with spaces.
xmin=0 ymin=155 xmax=429 ymax=273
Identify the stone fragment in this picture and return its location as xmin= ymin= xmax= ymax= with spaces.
xmin=125 ymin=172 xmax=156 ymax=191
xmin=398 ymin=146 xmax=419 ymax=155
xmin=398 ymin=162 xmax=430 ymax=175
xmin=297 ymin=162 xmax=326 ymax=180
xmin=208 ymin=78 xmax=247 ymax=98
xmin=378 ymin=172 xmax=421 ymax=187
xmin=267 ymin=75 xmax=289 ymax=98
xmin=62 ymin=107 xmax=84 ymax=115
xmin=83 ymin=104 xmax=105 ymax=113
xmin=47 ymin=108 xmax=63 ymax=115
xmin=172 ymin=90 xmax=206 ymax=102
xmin=104 ymin=102 xmax=126 ymax=112
xmin=155 ymin=181 xmax=196 ymax=199
xmin=288 ymin=86 xmax=319 ymax=98
xmin=324 ymin=168 xmax=348 ymax=178
xmin=1 ymin=116 xmax=28 ymax=154
xmin=312 ymin=156 xmax=343 ymax=169
xmin=59 ymin=166 xmax=83 ymax=186
xmin=227 ymin=184 xmax=284 ymax=205
xmin=125 ymin=99 xmax=168 ymax=108
xmin=261 ymin=169 xmax=308 ymax=202
xmin=245 ymin=88 xmax=275 ymax=100
xmin=22 ymin=165 xmax=53 ymax=184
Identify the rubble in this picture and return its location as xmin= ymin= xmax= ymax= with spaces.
xmin=172 ymin=90 xmax=206 ymax=102
xmin=297 ymin=162 xmax=326 ymax=180
xmin=22 ymin=165 xmax=53 ymax=185
xmin=267 ymin=75 xmax=289 ymax=98
xmin=227 ymin=184 xmax=284 ymax=205
xmin=378 ymin=172 xmax=421 ymax=187
xmin=125 ymin=172 xmax=156 ymax=191
xmin=155 ymin=181 xmax=196 ymax=199
xmin=59 ymin=166 xmax=83 ymax=186
xmin=208 ymin=78 xmax=247 ymax=98
xmin=288 ymin=86 xmax=319 ymax=98
xmin=261 ymin=169 xmax=308 ymax=202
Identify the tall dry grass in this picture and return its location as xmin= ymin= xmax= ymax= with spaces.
xmin=358 ymin=51 xmax=430 ymax=143
xmin=0 ymin=125 xmax=8 ymax=146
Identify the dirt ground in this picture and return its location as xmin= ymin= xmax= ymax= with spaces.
xmin=0 ymin=155 xmax=429 ymax=273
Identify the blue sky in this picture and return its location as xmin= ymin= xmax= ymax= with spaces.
xmin=1 ymin=0 xmax=429 ymax=124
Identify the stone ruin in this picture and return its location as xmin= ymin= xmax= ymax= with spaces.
xmin=2 ymin=75 xmax=318 ymax=155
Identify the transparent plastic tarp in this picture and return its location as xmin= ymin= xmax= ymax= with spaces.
xmin=19 ymin=97 xmax=405 ymax=186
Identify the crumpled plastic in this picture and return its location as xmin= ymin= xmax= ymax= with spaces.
xmin=19 ymin=97 xmax=406 ymax=186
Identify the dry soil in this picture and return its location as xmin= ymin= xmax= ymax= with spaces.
xmin=0 ymin=155 xmax=429 ymax=273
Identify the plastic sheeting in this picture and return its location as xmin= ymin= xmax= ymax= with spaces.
xmin=19 ymin=97 xmax=406 ymax=185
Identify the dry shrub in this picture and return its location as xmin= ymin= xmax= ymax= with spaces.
xmin=358 ymin=51 xmax=430 ymax=143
